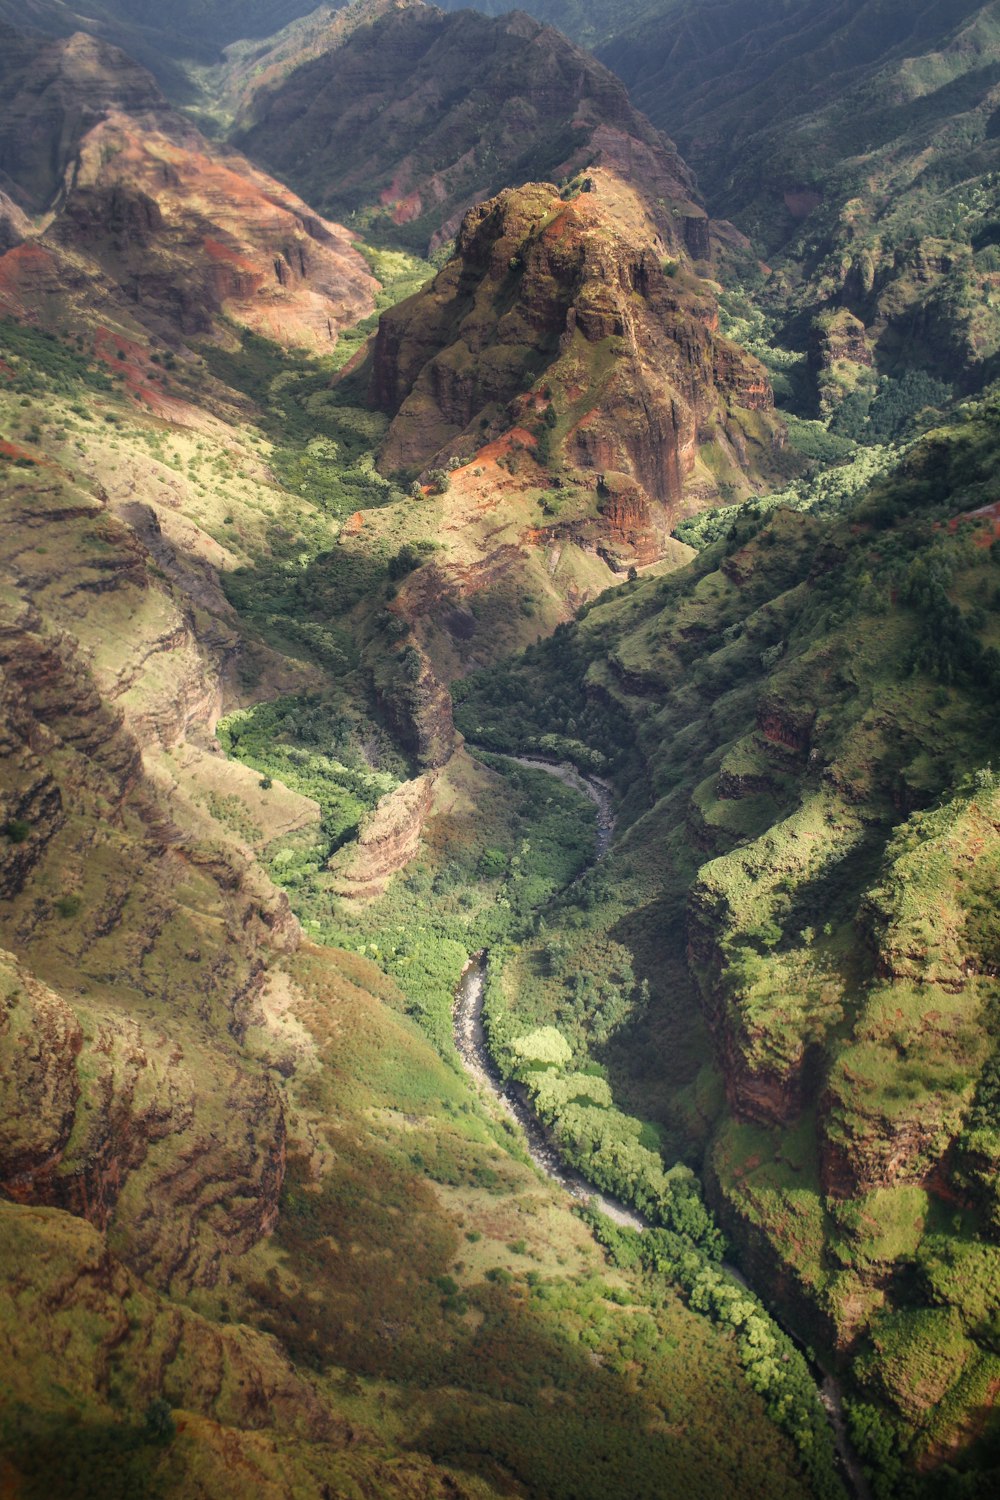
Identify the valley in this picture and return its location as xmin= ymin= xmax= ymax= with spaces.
xmin=1 ymin=2 xmax=1000 ymax=1498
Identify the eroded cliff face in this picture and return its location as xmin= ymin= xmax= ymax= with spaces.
xmin=0 ymin=26 xmax=376 ymax=352
xmin=370 ymin=172 xmax=777 ymax=504
xmin=277 ymin=175 xmax=782 ymax=770
xmin=340 ymin=170 xmax=782 ymax=713
xmin=498 ymin=420 xmax=1000 ymax=1430
xmin=0 ymin=466 xmax=298 ymax=1289
xmin=45 ymin=109 xmax=376 ymax=350
xmin=0 ymin=379 xmax=549 ymax=1488
xmin=329 ymin=771 xmax=438 ymax=900
xmin=0 ymin=26 xmax=169 ymax=212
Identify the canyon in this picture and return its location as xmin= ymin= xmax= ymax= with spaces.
xmin=2 ymin=3 xmax=1000 ymax=1497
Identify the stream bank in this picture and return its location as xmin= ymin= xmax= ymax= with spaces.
xmin=454 ymin=750 xmax=870 ymax=1500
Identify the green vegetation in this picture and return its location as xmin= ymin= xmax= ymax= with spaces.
xmin=292 ymin=754 xmax=597 ymax=1054
xmin=674 ymin=441 xmax=899 ymax=550
xmin=0 ymin=319 xmax=115 ymax=396
xmin=0 ymin=1404 xmax=176 ymax=1500
xmin=452 ymin=387 xmax=1000 ymax=1492
xmin=218 ymin=694 xmax=405 ymax=856
xmin=8 ymin=14 xmax=1000 ymax=1475
xmin=587 ymin=1208 xmax=843 ymax=1500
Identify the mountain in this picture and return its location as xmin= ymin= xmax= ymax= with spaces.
xmin=3 ymin=0 xmax=1000 ymax=1493
xmin=0 ymin=26 xmax=376 ymax=350
xmin=232 ymin=1 xmax=711 ymax=254
xmin=187 ymin=169 xmax=783 ymax=775
xmin=197 ymin=0 xmax=386 ymax=128
xmin=433 ymin=1 xmax=1000 ymax=400
xmin=0 ymin=20 xmax=826 ymax=1495
xmin=368 ymin=172 xmax=775 ymax=488
xmin=454 ymin=394 xmax=1000 ymax=1486
xmin=591 ymin=1 xmax=1000 ymax=389
xmin=318 ymin=168 xmax=783 ymax=765
xmin=433 ymin=0 xmax=655 ymax=48
xmin=0 ymin=22 xmax=170 ymax=212
xmin=0 ymin=1 xmax=344 ymax=100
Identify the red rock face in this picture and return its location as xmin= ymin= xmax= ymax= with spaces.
xmin=369 ymin=171 xmax=778 ymax=516
xmin=596 ymin=481 xmax=660 ymax=566
xmin=0 ymin=23 xmax=377 ymax=353
xmin=755 ymin=696 xmax=815 ymax=754
xmin=330 ymin=772 xmax=438 ymax=901
xmin=38 ymin=110 xmax=377 ymax=350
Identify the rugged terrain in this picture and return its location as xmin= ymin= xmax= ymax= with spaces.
xmin=595 ymin=0 xmax=1000 ymax=396
xmin=0 ymin=26 xmax=377 ymax=351
xmin=232 ymin=1 xmax=711 ymax=256
xmin=3 ymin=0 xmax=1000 ymax=1495
xmin=0 ymin=10 xmax=830 ymax=1496
xmin=0 ymin=185 xmax=815 ymax=1500
xmin=455 ymin=393 xmax=1000 ymax=1490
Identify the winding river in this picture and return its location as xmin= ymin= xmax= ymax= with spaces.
xmin=452 ymin=751 xmax=870 ymax=1500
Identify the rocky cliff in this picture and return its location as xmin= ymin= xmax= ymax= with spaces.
xmin=0 ymin=24 xmax=377 ymax=352
xmin=0 ymin=453 xmax=300 ymax=1289
xmin=370 ymin=172 xmax=778 ymax=508
xmin=329 ymin=169 xmax=782 ymax=746
xmin=0 ymin=25 xmax=169 ymax=211
xmin=329 ymin=771 xmax=438 ymax=899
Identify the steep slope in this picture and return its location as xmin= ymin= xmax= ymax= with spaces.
xmin=0 ymin=25 xmax=377 ymax=351
xmin=0 ymin=0 xmax=329 ymax=94
xmin=368 ymin=172 xmax=776 ymax=497
xmin=0 ymin=139 xmax=819 ymax=1500
xmin=305 ymin=169 xmax=784 ymax=755
xmin=592 ymin=0 xmax=1000 ymax=392
xmin=454 ymin=396 xmax=1000 ymax=1489
xmin=232 ymin=1 xmax=710 ymax=254
xmin=0 ymin=22 xmax=169 ymax=212
xmin=195 ymin=0 xmax=389 ymax=128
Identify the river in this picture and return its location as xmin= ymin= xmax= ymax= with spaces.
xmin=453 ymin=750 xmax=870 ymax=1500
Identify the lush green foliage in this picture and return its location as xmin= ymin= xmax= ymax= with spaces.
xmin=452 ymin=390 xmax=1000 ymax=1496
xmin=0 ymin=318 xmax=115 ymax=396
xmin=218 ymin=695 xmax=405 ymax=853
xmin=586 ymin=1209 xmax=844 ymax=1500
xmin=322 ymin=758 xmax=599 ymax=1052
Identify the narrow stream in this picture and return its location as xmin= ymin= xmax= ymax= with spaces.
xmin=454 ymin=750 xmax=870 ymax=1500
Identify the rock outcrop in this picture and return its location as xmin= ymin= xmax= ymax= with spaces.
xmin=0 ymin=187 xmax=29 ymax=251
xmin=45 ymin=109 xmax=377 ymax=349
xmin=370 ymin=172 xmax=778 ymax=509
xmin=329 ymin=771 xmax=437 ymax=900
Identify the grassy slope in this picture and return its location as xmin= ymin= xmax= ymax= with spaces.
xmin=0 ymin=273 xmax=814 ymax=1497
xmin=453 ymin=392 xmax=1000 ymax=1492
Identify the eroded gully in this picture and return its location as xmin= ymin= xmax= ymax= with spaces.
xmin=451 ymin=752 xmax=869 ymax=1500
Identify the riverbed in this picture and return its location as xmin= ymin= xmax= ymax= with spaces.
xmin=454 ymin=750 xmax=870 ymax=1500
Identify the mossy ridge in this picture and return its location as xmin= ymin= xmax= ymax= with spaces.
xmin=453 ymin=391 xmax=1000 ymax=1483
